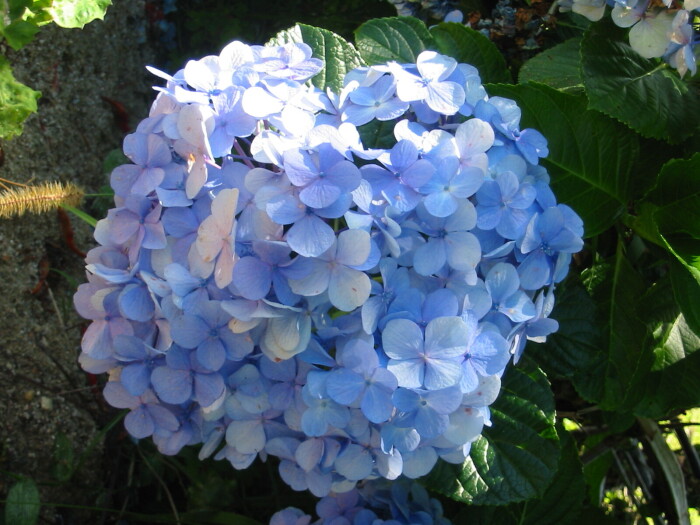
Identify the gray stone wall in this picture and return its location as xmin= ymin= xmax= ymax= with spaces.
xmin=0 ymin=0 xmax=154 ymax=517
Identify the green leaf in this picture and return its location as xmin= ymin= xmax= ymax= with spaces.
xmin=4 ymin=478 xmax=40 ymax=525
xmin=636 ymin=350 xmax=700 ymax=418
xmin=586 ymin=244 xmax=652 ymax=411
xmin=513 ymin=428 xmax=585 ymax=525
xmin=354 ymin=16 xmax=436 ymax=65
xmin=581 ymin=20 xmax=700 ymax=143
xmin=47 ymin=0 xmax=111 ymax=28
xmin=644 ymin=153 xmax=700 ymax=238
xmin=649 ymin=313 xmax=700 ymax=371
xmin=424 ymin=362 xmax=559 ymax=505
xmin=518 ymin=38 xmax=583 ymax=91
xmin=357 ymin=119 xmax=395 ymax=149
xmin=8 ymin=0 xmax=33 ymax=20
xmin=633 ymin=273 xmax=700 ymax=417
xmin=0 ymin=20 xmax=40 ymax=50
xmin=636 ymin=274 xmax=681 ymax=328
xmin=583 ymin=450 xmax=613 ymax=505
xmin=455 ymin=428 xmax=584 ymax=525
xmin=528 ymin=282 xmax=605 ymax=403
xmin=670 ymin=260 xmax=700 ymax=335
xmin=486 ymin=83 xmax=639 ymax=237
xmin=102 ymin=147 xmax=129 ymax=174
xmin=429 ymin=22 xmax=510 ymax=84
xmin=268 ymin=24 xmax=364 ymax=93
xmin=0 ymin=55 xmax=40 ymax=139
xmin=639 ymin=154 xmax=700 ymax=285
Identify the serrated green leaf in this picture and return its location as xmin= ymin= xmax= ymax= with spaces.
xmin=0 ymin=55 xmax=40 ymax=139
xmin=629 ymin=270 xmax=700 ymax=417
xmin=638 ymin=154 xmax=700 ymax=288
xmin=644 ymin=153 xmax=700 ymax=238
xmin=554 ymin=12 xmax=591 ymax=40
xmin=586 ymin=243 xmax=652 ymax=411
xmin=670 ymin=260 xmax=700 ymax=335
xmin=581 ymin=20 xmax=700 ymax=143
xmin=486 ymin=83 xmax=639 ymax=237
xmin=354 ymin=16 xmax=436 ymax=65
xmin=268 ymin=24 xmax=364 ymax=93
xmin=4 ymin=479 xmax=40 ymax=525
xmin=1 ymin=20 xmax=40 ymax=50
xmin=519 ymin=38 xmax=583 ymax=91
xmin=513 ymin=429 xmax=585 ymax=525
xmin=47 ymin=0 xmax=110 ymax=28
xmin=455 ymin=428 xmax=584 ymax=525
xmin=636 ymin=274 xmax=680 ymax=328
xmin=636 ymin=348 xmax=700 ymax=418
xmin=528 ymin=283 xmax=605 ymax=403
xmin=429 ymin=22 xmax=510 ymax=84
xmin=424 ymin=362 xmax=559 ymax=505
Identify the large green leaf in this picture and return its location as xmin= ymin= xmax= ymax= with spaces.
xmin=639 ymin=154 xmax=700 ymax=286
xmin=268 ymin=24 xmax=364 ymax=93
xmin=584 ymin=245 xmax=652 ymax=411
xmin=632 ymin=274 xmax=700 ymax=417
xmin=47 ymin=0 xmax=110 ymax=28
xmin=429 ymin=22 xmax=510 ymax=84
xmin=527 ymin=283 xmax=605 ymax=403
xmin=354 ymin=16 xmax=436 ymax=65
xmin=644 ymin=153 xmax=700 ymax=239
xmin=453 ymin=429 xmax=585 ymax=525
xmin=581 ymin=20 xmax=700 ymax=143
xmin=486 ymin=83 xmax=639 ymax=237
xmin=518 ymin=38 xmax=583 ymax=91
xmin=0 ymin=55 xmax=40 ymax=139
xmin=670 ymin=260 xmax=700 ymax=335
xmin=424 ymin=362 xmax=559 ymax=505
xmin=4 ymin=478 xmax=40 ymax=525
xmin=636 ymin=349 xmax=700 ymax=418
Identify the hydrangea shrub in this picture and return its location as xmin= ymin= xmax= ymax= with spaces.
xmin=74 ymin=20 xmax=584 ymax=522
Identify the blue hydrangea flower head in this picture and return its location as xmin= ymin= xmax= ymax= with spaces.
xmin=75 ymin=35 xmax=582 ymax=513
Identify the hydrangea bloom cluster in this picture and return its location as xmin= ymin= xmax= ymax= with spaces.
xmin=271 ymin=479 xmax=450 ymax=525
xmin=559 ymin=0 xmax=699 ymax=77
xmin=75 ymin=39 xmax=583 ymax=508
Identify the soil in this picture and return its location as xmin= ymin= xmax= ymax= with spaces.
xmin=0 ymin=1 xmax=155 ymax=521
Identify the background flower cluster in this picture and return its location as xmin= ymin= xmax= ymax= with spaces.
xmin=559 ymin=0 xmax=698 ymax=77
xmin=74 ymin=37 xmax=582 ymax=521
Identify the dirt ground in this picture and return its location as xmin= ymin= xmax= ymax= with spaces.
xmin=0 ymin=1 xmax=155 ymax=520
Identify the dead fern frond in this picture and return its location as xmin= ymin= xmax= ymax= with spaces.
xmin=0 ymin=181 xmax=85 ymax=219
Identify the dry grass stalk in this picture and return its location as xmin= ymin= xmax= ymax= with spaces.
xmin=0 ymin=179 xmax=84 ymax=218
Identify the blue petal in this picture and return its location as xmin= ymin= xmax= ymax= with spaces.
xmin=334 ymin=444 xmax=374 ymax=481
xmin=151 ymin=366 xmax=192 ymax=404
